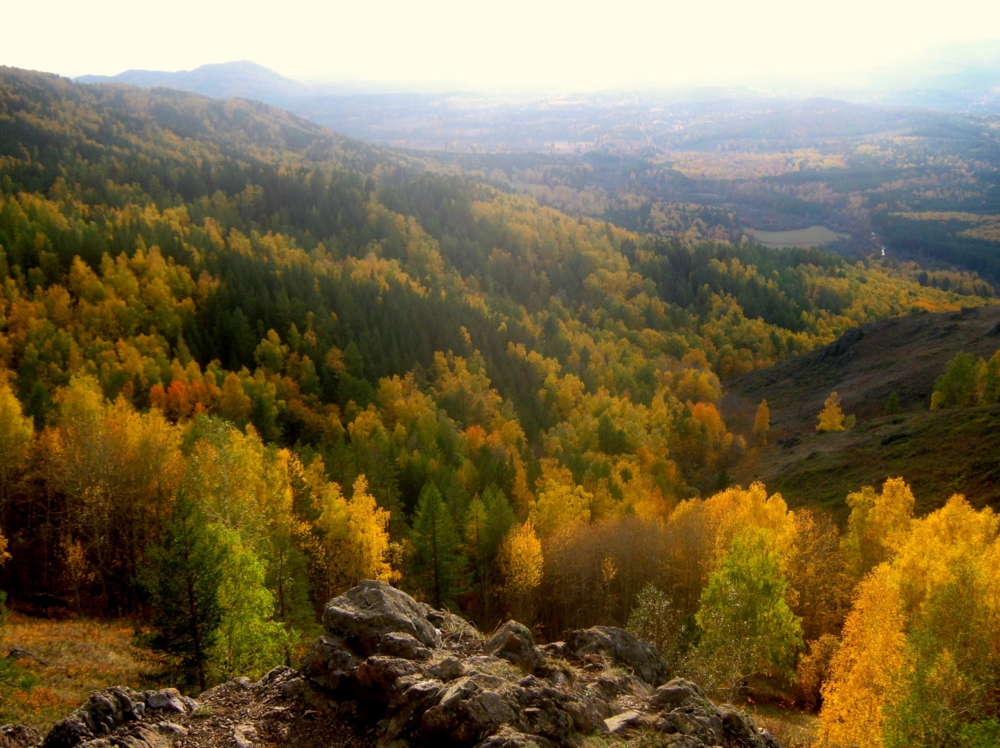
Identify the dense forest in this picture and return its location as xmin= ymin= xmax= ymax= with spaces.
xmin=1 ymin=67 xmax=998 ymax=745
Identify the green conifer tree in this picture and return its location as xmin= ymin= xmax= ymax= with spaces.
xmin=412 ymin=483 xmax=465 ymax=609
xmin=143 ymin=498 xmax=226 ymax=692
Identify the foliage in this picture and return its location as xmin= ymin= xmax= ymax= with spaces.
xmin=693 ymin=528 xmax=802 ymax=701
xmin=815 ymin=391 xmax=845 ymax=432
xmin=753 ymin=399 xmax=770 ymax=446
xmin=411 ymin=483 xmax=465 ymax=609
xmin=626 ymin=583 xmax=682 ymax=662
xmin=498 ymin=520 xmax=543 ymax=623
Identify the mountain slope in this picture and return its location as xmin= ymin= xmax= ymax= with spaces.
xmin=724 ymin=305 xmax=1000 ymax=515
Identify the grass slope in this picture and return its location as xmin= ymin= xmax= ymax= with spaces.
xmin=723 ymin=305 xmax=1000 ymax=518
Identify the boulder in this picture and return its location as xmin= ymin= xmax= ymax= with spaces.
xmin=378 ymin=631 xmax=433 ymax=661
xmin=0 ymin=725 xmax=42 ymax=748
xmin=563 ymin=627 xmax=671 ymax=687
xmin=322 ymin=580 xmax=441 ymax=655
xmin=485 ymin=621 xmax=544 ymax=673
xmin=41 ymin=687 xmax=196 ymax=748
xmin=299 ymin=635 xmax=359 ymax=692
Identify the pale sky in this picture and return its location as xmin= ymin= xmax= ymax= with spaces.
xmin=5 ymin=0 xmax=1000 ymax=90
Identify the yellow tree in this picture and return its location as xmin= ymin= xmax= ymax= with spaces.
xmin=816 ymin=391 xmax=845 ymax=432
xmin=0 ymin=376 xmax=33 ymax=536
xmin=753 ymin=399 xmax=770 ymax=446
xmin=842 ymin=478 xmax=915 ymax=580
xmin=820 ymin=566 xmax=907 ymax=748
xmin=499 ymin=520 xmax=543 ymax=623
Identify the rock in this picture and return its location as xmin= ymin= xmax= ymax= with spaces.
xmin=420 ymin=674 xmax=517 ymax=744
xmin=604 ymin=710 xmax=643 ymax=734
xmin=563 ymin=626 xmax=671 ymax=686
xmin=232 ymin=724 xmax=256 ymax=748
xmin=0 ymin=724 xmax=42 ymax=748
xmin=474 ymin=728 xmax=550 ymax=747
xmin=300 ymin=636 xmax=359 ymax=692
xmin=42 ymin=687 xmax=146 ymax=748
xmin=322 ymin=580 xmax=441 ymax=655
xmin=649 ymin=678 xmax=708 ymax=712
xmin=426 ymin=656 xmax=466 ymax=681
xmin=378 ymin=631 xmax=433 ymax=661
xmin=485 ymin=621 xmax=544 ymax=673
xmin=145 ymin=689 xmax=187 ymax=714
xmin=354 ymin=656 xmax=423 ymax=701
xmin=7 ymin=648 xmax=48 ymax=666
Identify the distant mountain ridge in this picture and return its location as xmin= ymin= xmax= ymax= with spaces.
xmin=76 ymin=60 xmax=313 ymax=105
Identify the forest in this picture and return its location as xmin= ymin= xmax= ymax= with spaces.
xmin=0 ymin=66 xmax=998 ymax=746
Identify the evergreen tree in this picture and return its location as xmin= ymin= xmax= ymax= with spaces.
xmin=885 ymin=390 xmax=901 ymax=415
xmin=412 ymin=483 xmax=465 ymax=609
xmin=143 ymin=499 xmax=226 ymax=692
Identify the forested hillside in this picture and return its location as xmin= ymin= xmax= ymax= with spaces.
xmin=1 ymin=66 xmax=997 ymax=742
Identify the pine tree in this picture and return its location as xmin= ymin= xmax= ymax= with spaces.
xmin=885 ymin=390 xmax=900 ymax=415
xmin=753 ymin=399 xmax=770 ymax=446
xmin=412 ymin=483 xmax=465 ymax=609
xmin=143 ymin=499 xmax=226 ymax=692
xmin=816 ymin=392 xmax=846 ymax=432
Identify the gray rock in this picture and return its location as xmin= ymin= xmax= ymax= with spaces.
xmin=420 ymin=674 xmax=518 ymax=744
xmin=604 ymin=710 xmax=643 ymax=734
xmin=42 ymin=687 xmax=146 ymax=748
xmin=486 ymin=622 xmax=544 ymax=673
xmin=377 ymin=631 xmax=433 ymax=661
xmin=563 ymin=626 xmax=671 ymax=686
xmin=426 ymin=656 xmax=466 ymax=681
xmin=299 ymin=635 xmax=359 ymax=692
xmin=145 ymin=689 xmax=186 ymax=714
xmin=322 ymin=580 xmax=441 ymax=655
xmin=0 ymin=724 xmax=42 ymax=748
xmin=649 ymin=678 xmax=708 ymax=712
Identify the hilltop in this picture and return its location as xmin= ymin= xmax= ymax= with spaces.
xmin=724 ymin=305 xmax=1000 ymax=515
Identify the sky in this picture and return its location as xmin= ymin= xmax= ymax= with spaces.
xmin=5 ymin=0 xmax=1000 ymax=90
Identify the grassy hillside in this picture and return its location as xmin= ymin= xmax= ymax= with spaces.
xmin=724 ymin=305 xmax=1000 ymax=515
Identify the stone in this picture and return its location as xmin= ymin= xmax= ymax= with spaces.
xmin=299 ymin=636 xmax=359 ymax=692
xmin=0 ymin=724 xmax=42 ymax=748
xmin=145 ymin=690 xmax=186 ymax=714
xmin=377 ymin=631 xmax=433 ymax=661
xmin=485 ymin=621 xmax=543 ymax=673
xmin=563 ymin=626 xmax=671 ymax=686
xmin=322 ymin=580 xmax=441 ymax=656
xmin=604 ymin=710 xmax=643 ymax=734
xmin=426 ymin=656 xmax=466 ymax=681
xmin=649 ymin=678 xmax=707 ymax=712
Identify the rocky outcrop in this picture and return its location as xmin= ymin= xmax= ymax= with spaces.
xmin=6 ymin=582 xmax=779 ymax=748
xmin=562 ymin=626 xmax=672 ymax=687
xmin=0 ymin=725 xmax=42 ymax=748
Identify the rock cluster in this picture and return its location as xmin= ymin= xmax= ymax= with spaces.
xmin=291 ymin=580 xmax=778 ymax=747
xmin=2 ymin=581 xmax=780 ymax=748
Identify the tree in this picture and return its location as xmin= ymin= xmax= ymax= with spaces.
xmin=931 ymin=352 xmax=977 ymax=409
xmin=498 ymin=520 xmax=543 ymax=624
xmin=627 ymin=582 xmax=682 ymax=662
xmin=884 ymin=390 xmax=901 ymax=415
xmin=143 ymin=499 xmax=226 ymax=692
xmin=753 ymin=399 xmax=770 ymax=446
xmin=694 ymin=528 xmax=802 ymax=702
xmin=820 ymin=567 xmax=907 ymax=748
xmin=0 ymin=378 xmax=32 ymax=522
xmin=219 ymin=372 xmax=252 ymax=425
xmin=211 ymin=526 xmax=289 ymax=681
xmin=816 ymin=391 xmax=845 ymax=432
xmin=842 ymin=478 xmax=914 ymax=580
xmin=411 ymin=483 xmax=465 ymax=609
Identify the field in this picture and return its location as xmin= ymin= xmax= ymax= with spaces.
xmin=752 ymin=226 xmax=851 ymax=249
xmin=0 ymin=614 xmax=160 ymax=732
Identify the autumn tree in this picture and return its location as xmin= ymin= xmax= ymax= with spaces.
xmin=820 ymin=567 xmax=907 ymax=748
xmin=842 ymin=478 xmax=915 ymax=580
xmin=816 ymin=391 xmax=845 ymax=432
xmin=411 ymin=483 xmax=465 ymax=609
xmin=499 ymin=520 xmax=543 ymax=623
xmin=753 ymin=399 xmax=770 ymax=446
xmin=464 ymin=484 xmax=516 ymax=622
xmin=0 ymin=377 xmax=32 ymax=523
xmin=694 ymin=528 xmax=802 ymax=701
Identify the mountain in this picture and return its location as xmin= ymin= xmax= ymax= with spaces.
xmin=76 ymin=60 xmax=313 ymax=105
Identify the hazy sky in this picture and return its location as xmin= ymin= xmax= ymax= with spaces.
xmin=6 ymin=0 xmax=999 ymax=90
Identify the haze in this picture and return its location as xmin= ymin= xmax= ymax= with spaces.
xmin=7 ymin=0 xmax=1000 ymax=91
